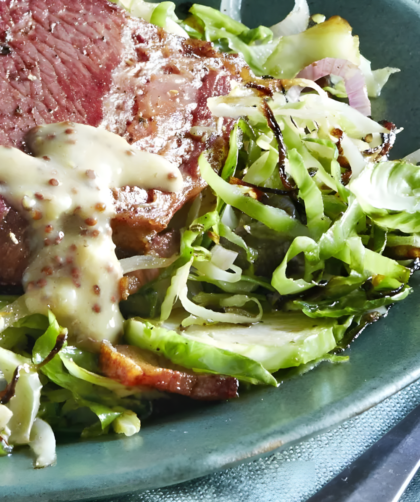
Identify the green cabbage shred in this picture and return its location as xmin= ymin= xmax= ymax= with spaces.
xmin=0 ymin=0 xmax=413 ymax=468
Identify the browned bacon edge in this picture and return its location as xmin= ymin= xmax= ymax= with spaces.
xmin=99 ymin=341 xmax=239 ymax=401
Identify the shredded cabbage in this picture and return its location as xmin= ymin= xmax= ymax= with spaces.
xmin=350 ymin=160 xmax=420 ymax=233
xmin=111 ymin=0 xmax=188 ymax=36
xmin=29 ymin=418 xmax=56 ymax=468
xmin=0 ymin=0 xmax=414 ymax=469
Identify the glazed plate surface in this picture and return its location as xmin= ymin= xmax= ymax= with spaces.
xmin=2 ymin=0 xmax=420 ymax=499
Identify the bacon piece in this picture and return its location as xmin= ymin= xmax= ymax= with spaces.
xmin=99 ymin=341 xmax=239 ymax=401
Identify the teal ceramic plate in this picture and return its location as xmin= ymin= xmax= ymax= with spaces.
xmin=2 ymin=0 xmax=420 ymax=500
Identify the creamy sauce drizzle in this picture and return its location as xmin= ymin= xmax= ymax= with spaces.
xmin=0 ymin=123 xmax=182 ymax=344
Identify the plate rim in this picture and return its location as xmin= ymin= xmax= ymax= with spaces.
xmin=2 ymin=0 xmax=420 ymax=499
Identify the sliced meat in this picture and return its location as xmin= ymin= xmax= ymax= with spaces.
xmin=111 ymin=135 xmax=230 ymax=254
xmin=0 ymin=0 xmax=127 ymax=148
xmin=148 ymin=229 xmax=180 ymax=258
xmin=0 ymin=197 xmax=9 ymax=221
xmin=120 ymin=229 xmax=181 ymax=297
xmin=0 ymin=0 xmax=247 ymax=286
xmin=120 ymin=268 xmax=160 ymax=299
xmin=99 ymin=341 xmax=239 ymax=401
xmin=107 ymin=30 xmax=241 ymax=253
xmin=0 ymin=209 xmax=32 ymax=285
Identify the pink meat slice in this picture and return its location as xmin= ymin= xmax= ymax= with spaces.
xmin=0 ymin=0 xmax=246 ymax=285
xmin=0 ymin=0 xmax=125 ymax=145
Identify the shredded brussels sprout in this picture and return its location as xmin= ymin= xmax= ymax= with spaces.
xmin=0 ymin=0 xmax=413 ymax=468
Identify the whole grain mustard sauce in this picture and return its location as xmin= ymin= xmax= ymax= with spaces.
xmin=0 ymin=123 xmax=182 ymax=345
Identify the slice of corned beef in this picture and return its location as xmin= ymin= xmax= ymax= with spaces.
xmin=0 ymin=0 xmax=127 ymax=146
xmin=0 ymin=0 xmax=246 ymax=286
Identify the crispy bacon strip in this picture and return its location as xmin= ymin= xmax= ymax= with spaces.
xmin=99 ymin=341 xmax=239 ymax=401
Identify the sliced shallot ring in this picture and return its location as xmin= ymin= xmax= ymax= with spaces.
xmin=296 ymin=58 xmax=371 ymax=116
